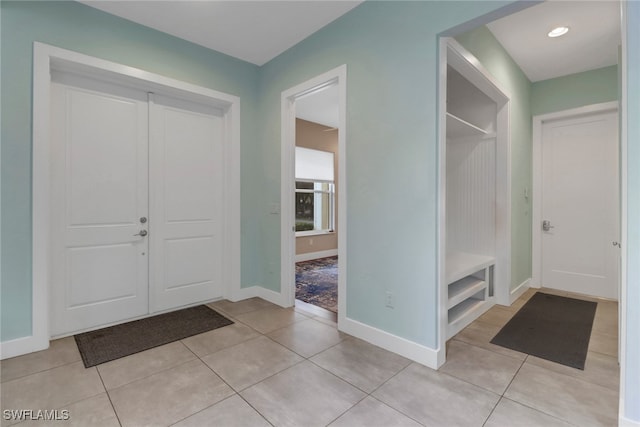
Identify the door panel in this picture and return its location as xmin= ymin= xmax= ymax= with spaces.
xmin=51 ymin=75 xmax=149 ymax=336
xmin=150 ymin=94 xmax=224 ymax=311
xmin=541 ymin=111 xmax=619 ymax=299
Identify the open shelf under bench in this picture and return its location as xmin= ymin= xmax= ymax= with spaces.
xmin=446 ymin=251 xmax=495 ymax=339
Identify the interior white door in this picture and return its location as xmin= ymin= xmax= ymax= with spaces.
xmin=541 ymin=110 xmax=619 ymax=299
xmin=50 ymin=73 xmax=150 ymax=336
xmin=149 ymin=94 xmax=225 ymax=312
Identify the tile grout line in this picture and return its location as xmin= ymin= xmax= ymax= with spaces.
xmin=362 ymin=362 xmax=426 ymax=426
xmin=96 ymin=367 xmax=124 ymax=427
xmin=175 ymin=336 xmax=276 ymax=427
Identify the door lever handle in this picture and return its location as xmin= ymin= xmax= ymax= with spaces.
xmin=542 ymin=220 xmax=554 ymax=232
xmin=134 ymin=230 xmax=148 ymax=237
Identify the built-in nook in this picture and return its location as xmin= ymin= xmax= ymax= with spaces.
xmin=441 ymin=39 xmax=510 ymax=339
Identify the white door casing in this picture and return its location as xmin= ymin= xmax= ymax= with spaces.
xmin=149 ymin=94 xmax=225 ymax=311
xmin=540 ymin=109 xmax=619 ymax=300
xmin=16 ymin=43 xmax=241 ymax=355
xmin=50 ymin=73 xmax=150 ymax=336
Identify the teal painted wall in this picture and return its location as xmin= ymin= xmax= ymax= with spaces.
xmin=257 ymin=0 xmax=511 ymax=346
xmin=0 ymin=1 xmax=261 ymax=341
xmin=454 ymin=26 xmax=533 ymax=292
xmin=624 ymin=2 xmax=639 ymax=423
xmin=531 ymin=65 xmax=619 ymax=116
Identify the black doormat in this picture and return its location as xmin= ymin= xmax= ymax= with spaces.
xmin=74 ymin=305 xmax=233 ymax=368
xmin=490 ymin=292 xmax=597 ymax=370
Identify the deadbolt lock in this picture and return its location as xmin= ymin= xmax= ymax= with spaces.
xmin=140 ymin=217 xmax=147 ymax=224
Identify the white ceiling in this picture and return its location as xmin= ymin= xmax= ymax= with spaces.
xmin=296 ymin=84 xmax=339 ymax=128
xmin=487 ymin=1 xmax=621 ymax=82
xmin=79 ymin=1 xmax=621 ymax=124
xmin=80 ymin=1 xmax=362 ymax=66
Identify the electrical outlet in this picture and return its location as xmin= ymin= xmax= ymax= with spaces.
xmin=385 ymin=291 xmax=394 ymax=308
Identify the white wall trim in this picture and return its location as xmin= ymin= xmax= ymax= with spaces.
xmin=230 ymin=285 xmax=288 ymax=307
xmin=340 ymin=317 xmax=442 ymax=369
xmin=531 ymin=101 xmax=620 ymax=289
xmin=619 ymin=1 xmax=630 ymax=423
xmin=436 ymin=37 xmax=448 ymax=369
xmin=509 ymin=278 xmax=531 ymax=305
xmin=295 ymin=249 xmax=338 ymax=263
xmin=621 ymin=416 xmax=640 ymax=427
xmin=4 ymin=42 xmax=241 ymax=360
xmin=280 ymin=65 xmax=347 ymax=328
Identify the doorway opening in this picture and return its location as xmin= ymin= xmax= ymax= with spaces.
xmin=281 ymin=66 xmax=347 ymax=326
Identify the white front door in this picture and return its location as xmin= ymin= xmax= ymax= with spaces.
xmin=50 ymin=75 xmax=226 ymax=336
xmin=149 ymin=94 xmax=225 ymax=312
xmin=50 ymin=73 xmax=150 ymax=336
xmin=541 ymin=110 xmax=619 ymax=300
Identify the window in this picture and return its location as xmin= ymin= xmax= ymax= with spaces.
xmin=296 ymin=181 xmax=334 ymax=232
xmin=295 ymin=147 xmax=335 ymax=234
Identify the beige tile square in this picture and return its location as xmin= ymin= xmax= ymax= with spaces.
xmin=506 ymin=288 xmax=536 ymax=312
xmin=453 ymin=320 xmax=527 ymax=361
xmin=526 ymin=351 xmax=619 ymax=391
xmin=311 ymin=337 xmax=411 ymax=393
xmin=1 ymin=362 xmax=104 ymax=427
xmin=588 ymin=330 xmax=618 ymax=358
xmin=329 ymin=396 xmax=421 ymax=427
xmin=235 ymin=307 xmax=308 ymax=334
xmin=108 ymin=359 xmax=233 ymax=427
xmin=485 ymin=398 xmax=572 ymax=427
xmin=505 ymin=363 xmax=618 ymax=427
xmin=440 ymin=340 xmax=523 ymax=394
xmin=201 ymin=336 xmax=303 ymax=391
xmin=267 ymin=319 xmax=345 ymax=358
xmin=478 ymin=305 xmax=515 ymax=328
xmin=312 ymin=316 xmax=338 ymax=328
xmin=373 ymin=363 xmax=499 ymax=427
xmin=241 ymin=361 xmax=365 ymax=427
xmin=208 ymin=298 xmax=276 ymax=317
xmin=173 ymin=395 xmax=270 ymax=427
xmin=13 ymin=393 xmax=119 ymax=427
xmin=1 ymin=337 xmax=81 ymax=383
xmin=181 ymin=322 xmax=260 ymax=358
xmin=97 ymin=341 xmax=196 ymax=390
xmin=592 ymin=301 xmax=618 ymax=336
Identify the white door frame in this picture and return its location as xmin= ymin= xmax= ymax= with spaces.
xmin=3 ymin=42 xmax=241 ymax=359
xmin=531 ymin=101 xmax=619 ymax=291
xmin=280 ymin=65 xmax=347 ymax=326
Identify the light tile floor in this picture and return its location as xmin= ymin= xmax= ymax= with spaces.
xmin=0 ymin=289 xmax=619 ymax=427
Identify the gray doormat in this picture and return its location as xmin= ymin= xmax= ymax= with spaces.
xmin=490 ymin=292 xmax=597 ymax=370
xmin=74 ymin=305 xmax=233 ymax=368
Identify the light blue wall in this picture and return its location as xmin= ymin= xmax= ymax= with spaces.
xmin=624 ymin=2 xmax=639 ymax=423
xmin=257 ymin=0 xmax=512 ymax=346
xmin=531 ymin=65 xmax=619 ymax=116
xmin=454 ymin=26 xmax=533 ymax=292
xmin=0 ymin=1 xmax=260 ymax=341
xmin=2 ymin=5 xmax=637 ymax=418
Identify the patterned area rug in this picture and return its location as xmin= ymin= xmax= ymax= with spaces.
xmin=295 ymin=256 xmax=338 ymax=313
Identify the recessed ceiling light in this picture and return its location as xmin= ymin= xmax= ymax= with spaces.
xmin=548 ymin=26 xmax=569 ymax=38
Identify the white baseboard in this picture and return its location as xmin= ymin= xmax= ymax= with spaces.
xmin=295 ymin=249 xmax=338 ymax=263
xmin=1 ymin=335 xmax=49 ymax=360
xmin=339 ymin=316 xmax=442 ymax=369
xmin=621 ymin=416 xmax=640 ymax=427
xmin=509 ymin=278 xmax=531 ymax=305
xmin=229 ymin=285 xmax=289 ymax=307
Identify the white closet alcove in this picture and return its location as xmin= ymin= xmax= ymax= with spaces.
xmin=440 ymin=39 xmax=511 ymax=340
